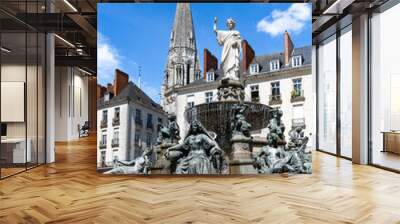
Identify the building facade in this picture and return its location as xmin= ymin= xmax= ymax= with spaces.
xmin=161 ymin=3 xmax=313 ymax=145
xmin=97 ymin=70 xmax=166 ymax=169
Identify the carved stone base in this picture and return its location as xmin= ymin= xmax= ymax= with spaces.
xmin=229 ymin=136 xmax=257 ymax=174
xmin=150 ymin=143 xmax=174 ymax=174
xmin=217 ymin=78 xmax=245 ymax=102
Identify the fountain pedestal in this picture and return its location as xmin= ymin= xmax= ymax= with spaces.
xmin=217 ymin=78 xmax=245 ymax=102
xmin=151 ymin=143 xmax=174 ymax=174
xmin=229 ymin=135 xmax=257 ymax=174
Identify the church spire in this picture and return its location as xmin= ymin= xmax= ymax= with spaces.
xmin=170 ymin=3 xmax=196 ymax=50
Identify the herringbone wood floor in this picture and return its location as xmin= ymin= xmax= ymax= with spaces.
xmin=1 ymin=135 xmax=400 ymax=224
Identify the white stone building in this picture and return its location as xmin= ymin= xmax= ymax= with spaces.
xmin=161 ymin=3 xmax=314 ymax=146
xmin=97 ymin=73 xmax=166 ymax=169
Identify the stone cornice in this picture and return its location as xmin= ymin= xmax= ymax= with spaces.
xmin=168 ymin=64 xmax=312 ymax=95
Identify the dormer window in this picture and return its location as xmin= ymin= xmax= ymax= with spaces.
xmin=249 ymin=63 xmax=259 ymax=75
xmin=292 ymin=55 xmax=302 ymax=67
xmin=270 ymin=60 xmax=280 ymax=71
xmin=206 ymin=72 xmax=214 ymax=82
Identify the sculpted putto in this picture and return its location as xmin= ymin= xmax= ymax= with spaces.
xmin=214 ymin=17 xmax=242 ymax=81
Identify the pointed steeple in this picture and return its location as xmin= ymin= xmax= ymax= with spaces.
xmin=170 ymin=3 xmax=196 ymax=50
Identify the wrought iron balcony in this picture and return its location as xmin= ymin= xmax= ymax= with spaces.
xmin=292 ymin=118 xmax=305 ymax=128
xmin=269 ymin=94 xmax=282 ymax=105
xmin=291 ymin=89 xmax=305 ymax=103
xmin=100 ymin=119 xmax=107 ymax=129
xmin=99 ymin=141 xmax=107 ymax=149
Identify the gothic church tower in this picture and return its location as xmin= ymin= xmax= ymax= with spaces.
xmin=161 ymin=3 xmax=200 ymax=112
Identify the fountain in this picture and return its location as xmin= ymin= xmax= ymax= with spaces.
xmin=153 ymin=17 xmax=311 ymax=175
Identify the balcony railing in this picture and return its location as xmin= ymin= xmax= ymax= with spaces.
xmin=269 ymin=94 xmax=282 ymax=105
xmin=291 ymin=89 xmax=305 ymax=103
xmin=112 ymin=116 xmax=120 ymax=126
xmin=111 ymin=139 xmax=119 ymax=147
xmin=292 ymin=118 xmax=305 ymax=128
xmin=100 ymin=119 xmax=107 ymax=129
xmin=99 ymin=141 xmax=107 ymax=149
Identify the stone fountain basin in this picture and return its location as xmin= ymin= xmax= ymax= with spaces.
xmin=185 ymin=101 xmax=272 ymax=143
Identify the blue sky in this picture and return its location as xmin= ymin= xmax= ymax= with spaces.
xmin=98 ymin=3 xmax=311 ymax=102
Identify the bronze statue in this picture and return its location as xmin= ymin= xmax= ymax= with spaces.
xmin=157 ymin=114 xmax=180 ymax=145
xmin=266 ymin=109 xmax=285 ymax=147
xmin=104 ymin=147 xmax=153 ymax=174
xmin=231 ymin=104 xmax=252 ymax=138
xmin=165 ymin=120 xmax=228 ymax=174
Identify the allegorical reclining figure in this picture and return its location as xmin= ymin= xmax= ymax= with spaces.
xmin=104 ymin=147 xmax=153 ymax=175
xmin=165 ymin=120 xmax=229 ymax=174
xmin=253 ymin=109 xmax=312 ymax=174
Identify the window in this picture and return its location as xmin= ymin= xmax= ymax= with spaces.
xmin=292 ymin=104 xmax=305 ymax=127
xmin=249 ymin=64 xmax=259 ymax=75
xmin=147 ymin=113 xmax=153 ymax=129
xmin=292 ymin=55 xmax=302 ymax=67
xmin=135 ymin=132 xmax=141 ymax=146
xmin=206 ymin=72 xmax=214 ymax=82
xmin=250 ymin=85 xmax=259 ymax=102
xmin=114 ymin=107 xmax=120 ymax=119
xmin=112 ymin=129 xmax=119 ymax=146
xmin=135 ymin=109 xmax=142 ymax=125
xmin=100 ymin=133 xmax=107 ymax=147
xmin=270 ymin=60 xmax=280 ymax=71
xmin=271 ymin=82 xmax=280 ymax=96
xmin=146 ymin=134 xmax=152 ymax=147
xmin=100 ymin=151 xmax=106 ymax=167
xmin=187 ymin=95 xmax=194 ymax=108
xmin=293 ymin=78 xmax=302 ymax=92
xmin=102 ymin=110 xmax=108 ymax=122
xmin=318 ymin=34 xmax=337 ymax=154
xmin=205 ymin=92 xmax=213 ymax=103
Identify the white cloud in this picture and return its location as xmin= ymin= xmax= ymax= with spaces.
xmin=97 ymin=33 xmax=121 ymax=86
xmin=257 ymin=4 xmax=311 ymax=37
xmin=97 ymin=33 xmax=161 ymax=102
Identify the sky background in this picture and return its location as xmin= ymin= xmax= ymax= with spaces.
xmin=98 ymin=3 xmax=311 ymax=102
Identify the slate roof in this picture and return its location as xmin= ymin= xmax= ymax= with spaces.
xmin=250 ymin=46 xmax=312 ymax=73
xmin=180 ymin=46 xmax=311 ymax=89
xmin=97 ymin=82 xmax=164 ymax=114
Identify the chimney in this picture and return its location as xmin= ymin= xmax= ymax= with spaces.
xmin=203 ymin=48 xmax=218 ymax=79
xmin=284 ymin=30 xmax=294 ymax=66
xmin=113 ymin=69 xmax=129 ymax=96
xmin=97 ymin=84 xmax=107 ymax=100
xmin=242 ymin=39 xmax=255 ymax=77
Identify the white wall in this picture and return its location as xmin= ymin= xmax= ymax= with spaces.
xmin=97 ymin=102 xmax=166 ymax=167
xmin=55 ymin=67 xmax=89 ymax=141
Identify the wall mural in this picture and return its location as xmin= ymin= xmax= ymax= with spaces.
xmin=96 ymin=3 xmax=312 ymax=175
